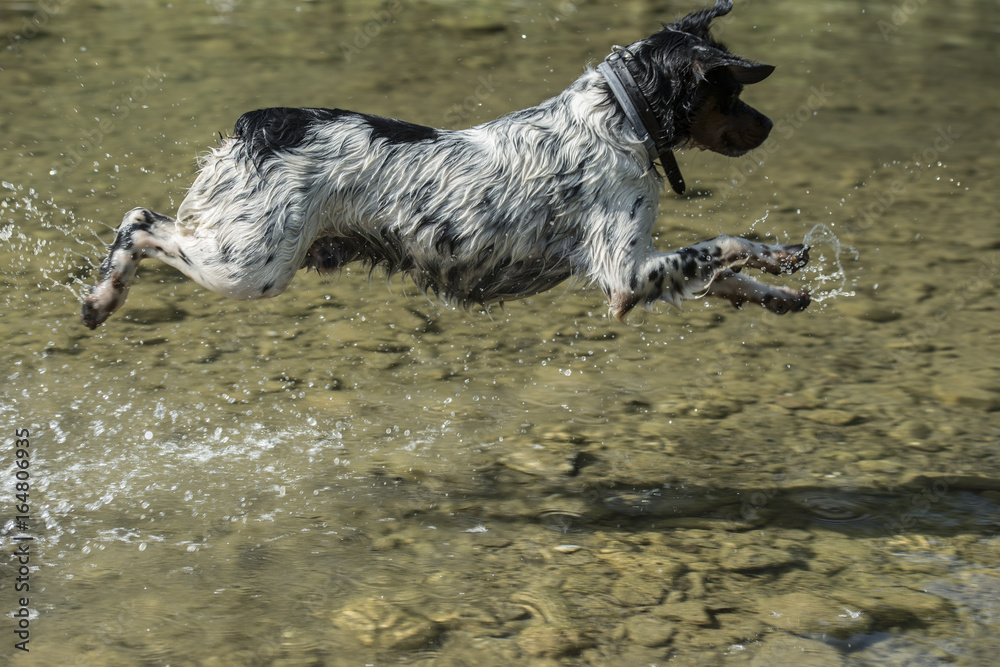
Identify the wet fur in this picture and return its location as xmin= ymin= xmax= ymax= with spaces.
xmin=82 ymin=0 xmax=809 ymax=330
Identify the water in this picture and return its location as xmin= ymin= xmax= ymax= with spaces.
xmin=2 ymin=0 xmax=1000 ymax=664
xmin=802 ymin=223 xmax=857 ymax=303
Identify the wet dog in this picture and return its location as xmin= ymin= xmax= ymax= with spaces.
xmin=82 ymin=0 xmax=809 ymax=330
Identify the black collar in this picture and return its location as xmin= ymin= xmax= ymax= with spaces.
xmin=598 ymin=48 xmax=686 ymax=195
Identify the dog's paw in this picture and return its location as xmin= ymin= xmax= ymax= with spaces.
xmin=753 ymin=243 xmax=809 ymax=275
xmin=707 ymin=270 xmax=810 ymax=314
xmin=81 ymin=301 xmax=106 ymax=330
xmin=776 ymin=243 xmax=809 ymax=274
xmin=761 ymin=288 xmax=811 ymax=314
xmin=81 ymin=281 xmax=122 ymax=329
xmin=81 ymin=248 xmax=138 ymax=329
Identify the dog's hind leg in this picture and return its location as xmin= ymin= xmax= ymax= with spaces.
xmin=614 ymin=235 xmax=810 ymax=320
xmin=82 ymin=207 xmax=270 ymax=329
xmin=82 ymin=208 xmax=183 ymax=329
xmin=83 ymin=206 xmax=313 ymax=328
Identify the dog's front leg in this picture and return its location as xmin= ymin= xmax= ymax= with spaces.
xmin=702 ymin=269 xmax=811 ymax=313
xmin=613 ymin=235 xmax=810 ymax=320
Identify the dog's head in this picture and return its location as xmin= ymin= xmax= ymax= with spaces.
xmin=623 ymin=0 xmax=774 ymax=157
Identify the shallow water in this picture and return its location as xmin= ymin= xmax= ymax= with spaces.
xmin=2 ymin=0 xmax=1000 ymax=664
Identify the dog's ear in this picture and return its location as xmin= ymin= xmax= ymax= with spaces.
xmin=727 ymin=62 xmax=775 ymax=84
xmin=693 ymin=51 xmax=775 ymax=85
xmin=706 ymin=0 xmax=734 ymax=21
xmin=672 ymin=0 xmax=734 ymax=38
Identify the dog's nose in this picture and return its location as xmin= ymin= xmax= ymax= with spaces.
xmin=761 ymin=115 xmax=773 ymax=134
xmin=745 ymin=107 xmax=772 ymax=143
xmin=759 ymin=114 xmax=773 ymax=140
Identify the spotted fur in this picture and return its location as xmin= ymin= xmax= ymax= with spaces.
xmin=82 ymin=0 xmax=809 ymax=330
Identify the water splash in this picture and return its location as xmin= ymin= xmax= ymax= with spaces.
xmin=1 ymin=181 xmax=106 ymax=304
xmin=801 ymin=223 xmax=858 ymax=303
xmin=744 ymin=211 xmax=854 ymax=304
xmin=745 ymin=207 xmax=770 ymax=234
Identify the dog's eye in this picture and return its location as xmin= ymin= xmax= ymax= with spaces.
xmin=725 ymin=89 xmax=745 ymax=111
xmin=721 ymin=79 xmax=743 ymax=100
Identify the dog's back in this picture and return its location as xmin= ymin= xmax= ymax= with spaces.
xmin=178 ymin=77 xmax=657 ymax=308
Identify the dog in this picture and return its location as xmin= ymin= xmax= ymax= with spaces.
xmin=81 ymin=0 xmax=809 ymax=330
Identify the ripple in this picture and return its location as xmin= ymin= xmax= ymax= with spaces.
xmin=793 ymin=493 xmax=873 ymax=524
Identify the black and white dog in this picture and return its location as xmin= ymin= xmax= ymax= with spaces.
xmin=82 ymin=0 xmax=809 ymax=330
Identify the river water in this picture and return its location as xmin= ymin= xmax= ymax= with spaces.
xmin=2 ymin=0 xmax=999 ymax=664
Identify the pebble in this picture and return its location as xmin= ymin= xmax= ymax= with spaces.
xmin=720 ymin=546 xmax=801 ymax=572
xmin=799 ymin=408 xmax=861 ymax=426
xmin=751 ymin=634 xmax=847 ymax=666
xmin=652 ymin=601 xmax=713 ymax=626
xmin=830 ymin=583 xmax=950 ymax=625
xmin=932 ymin=381 xmax=1000 ymax=411
xmin=611 ymin=574 xmax=665 ymax=607
xmin=502 ymin=447 xmax=577 ymax=476
xmin=889 ymin=421 xmax=932 ymax=441
xmin=906 ymin=440 xmax=946 ymax=452
xmin=516 ymin=624 xmax=588 ymax=658
xmin=690 ymin=399 xmax=741 ymax=419
xmin=775 ymin=394 xmax=821 ymax=410
xmin=622 ymin=616 xmax=676 ymax=647
xmin=335 ymin=599 xmax=440 ymax=650
xmin=552 ymin=544 xmax=583 ymax=553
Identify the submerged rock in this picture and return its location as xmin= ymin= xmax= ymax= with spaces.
xmin=611 ymin=574 xmax=665 ymax=607
xmin=830 ymin=583 xmax=951 ymax=625
xmin=720 ymin=545 xmax=801 ymax=572
xmin=621 ymin=615 xmax=676 ymax=647
xmin=652 ymin=601 xmax=714 ymax=626
xmin=502 ymin=445 xmax=578 ymax=476
xmin=751 ymin=634 xmax=847 ymax=666
xmin=756 ymin=592 xmax=872 ymax=638
xmin=334 ymin=599 xmax=440 ymax=650
xmin=516 ymin=624 xmax=588 ymax=658
xmin=799 ymin=408 xmax=861 ymax=426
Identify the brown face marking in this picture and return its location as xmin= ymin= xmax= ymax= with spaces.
xmin=688 ymin=91 xmax=731 ymax=151
xmin=687 ymin=76 xmax=773 ymax=157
